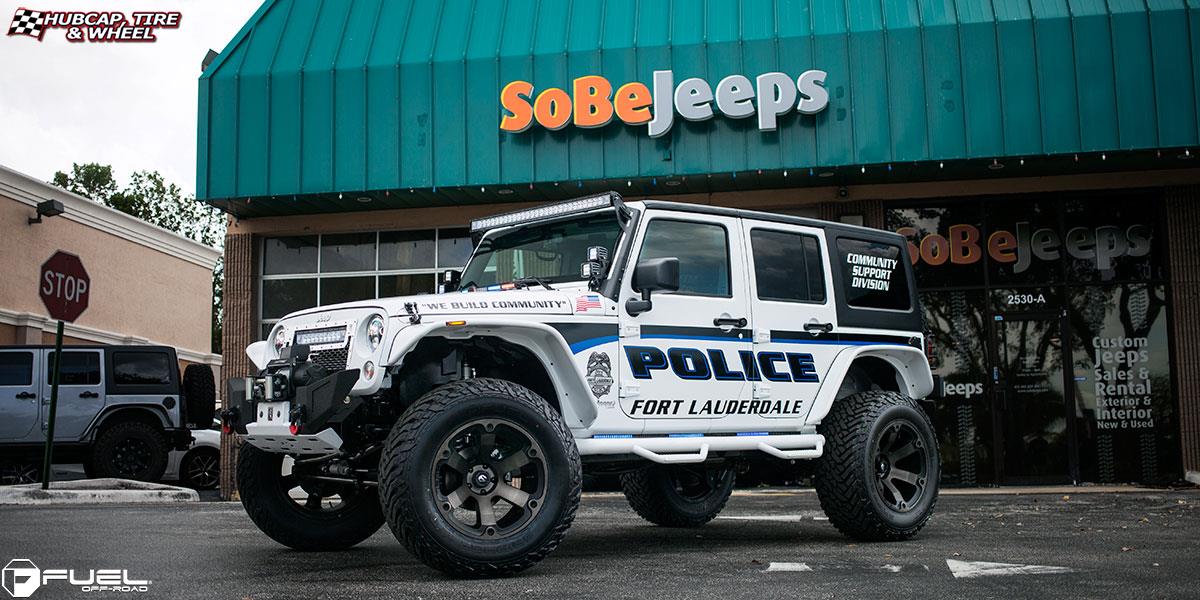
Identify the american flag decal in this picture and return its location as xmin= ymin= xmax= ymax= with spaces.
xmin=9 ymin=8 xmax=46 ymax=40
xmin=575 ymin=295 xmax=602 ymax=312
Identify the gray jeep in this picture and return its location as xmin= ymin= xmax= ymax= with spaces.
xmin=0 ymin=345 xmax=215 ymax=484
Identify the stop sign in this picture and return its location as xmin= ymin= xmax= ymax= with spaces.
xmin=40 ymin=251 xmax=90 ymax=322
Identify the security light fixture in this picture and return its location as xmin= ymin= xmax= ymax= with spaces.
xmin=28 ymin=199 xmax=64 ymax=225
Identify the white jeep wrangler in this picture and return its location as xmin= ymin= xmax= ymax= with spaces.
xmin=224 ymin=192 xmax=937 ymax=576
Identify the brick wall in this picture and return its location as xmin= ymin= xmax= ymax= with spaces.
xmin=219 ymin=233 xmax=254 ymax=500
xmin=1166 ymin=187 xmax=1200 ymax=476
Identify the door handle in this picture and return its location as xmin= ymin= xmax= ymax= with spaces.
xmin=713 ymin=316 xmax=748 ymax=328
xmin=15 ymin=392 xmax=36 ymax=400
xmin=79 ymin=391 xmax=99 ymax=399
xmin=804 ymin=322 xmax=834 ymax=334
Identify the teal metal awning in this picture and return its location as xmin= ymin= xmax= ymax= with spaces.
xmin=198 ymin=0 xmax=1200 ymax=216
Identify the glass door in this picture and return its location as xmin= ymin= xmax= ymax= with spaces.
xmin=990 ymin=312 xmax=1078 ymax=483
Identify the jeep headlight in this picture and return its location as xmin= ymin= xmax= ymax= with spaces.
xmin=367 ymin=315 xmax=385 ymax=350
xmin=273 ymin=326 xmax=288 ymax=353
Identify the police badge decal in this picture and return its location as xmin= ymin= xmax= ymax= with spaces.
xmin=586 ymin=352 xmax=613 ymax=398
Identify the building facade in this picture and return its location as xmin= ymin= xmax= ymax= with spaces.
xmin=200 ymin=0 xmax=1200 ymax=491
xmin=0 ymin=165 xmax=221 ymax=372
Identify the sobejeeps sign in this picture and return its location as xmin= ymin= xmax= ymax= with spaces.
xmin=500 ymin=70 xmax=829 ymax=137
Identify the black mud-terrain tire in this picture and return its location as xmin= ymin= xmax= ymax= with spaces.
xmin=90 ymin=421 xmax=170 ymax=482
xmin=182 ymin=364 xmax=216 ymax=427
xmin=620 ymin=465 xmax=736 ymax=527
xmin=814 ymin=391 xmax=939 ymax=541
xmin=378 ymin=378 xmax=582 ymax=578
xmin=237 ymin=443 xmax=384 ymax=551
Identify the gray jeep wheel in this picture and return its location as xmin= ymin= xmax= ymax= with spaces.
xmin=378 ymin=378 xmax=581 ymax=577
xmin=620 ymin=465 xmax=736 ymax=527
xmin=814 ymin=390 xmax=939 ymax=541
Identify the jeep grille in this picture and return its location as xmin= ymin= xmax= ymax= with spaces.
xmin=310 ymin=346 xmax=349 ymax=372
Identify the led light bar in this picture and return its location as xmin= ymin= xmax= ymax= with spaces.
xmin=470 ymin=192 xmax=618 ymax=232
xmin=294 ymin=326 xmax=347 ymax=347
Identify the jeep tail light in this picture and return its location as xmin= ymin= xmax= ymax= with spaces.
xmin=289 ymin=422 xmax=299 ymax=436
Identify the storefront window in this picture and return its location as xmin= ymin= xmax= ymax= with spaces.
xmin=983 ymin=198 xmax=1061 ymax=286
xmin=920 ymin=289 xmax=993 ymax=485
xmin=887 ymin=205 xmax=985 ymax=289
xmin=380 ymin=230 xmax=435 ymax=270
xmin=1068 ymin=283 xmax=1177 ymax=483
xmin=437 ymin=228 xmax=473 ymax=268
xmin=1061 ymin=195 xmax=1163 ymax=284
xmin=262 ymin=279 xmax=317 ymax=319
xmin=260 ymin=228 xmax=468 ymax=333
xmin=263 ymin=236 xmax=318 ymax=275
xmin=380 ymin=274 xmax=436 ymax=297
xmin=320 ymin=276 xmax=375 ymax=305
xmin=320 ymin=233 xmax=376 ymax=273
xmin=886 ymin=192 xmax=1177 ymax=485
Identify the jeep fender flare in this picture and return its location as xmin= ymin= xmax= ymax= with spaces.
xmin=84 ymin=405 xmax=171 ymax=441
xmin=386 ymin=319 xmax=599 ymax=428
xmin=804 ymin=345 xmax=934 ymax=426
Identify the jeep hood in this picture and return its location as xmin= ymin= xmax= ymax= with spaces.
xmin=290 ymin=288 xmax=578 ymax=320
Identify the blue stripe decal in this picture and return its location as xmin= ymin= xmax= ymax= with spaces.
xmin=569 ymin=335 xmax=618 ymax=354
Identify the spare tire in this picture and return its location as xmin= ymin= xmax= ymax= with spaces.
xmin=182 ymin=364 xmax=216 ymax=428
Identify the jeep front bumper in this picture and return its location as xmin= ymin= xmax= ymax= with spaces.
xmin=223 ymin=367 xmax=361 ymax=454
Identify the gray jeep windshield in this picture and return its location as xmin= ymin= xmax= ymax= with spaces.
xmin=460 ymin=211 xmax=621 ymax=289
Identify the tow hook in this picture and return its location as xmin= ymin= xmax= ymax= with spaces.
xmin=289 ymin=405 xmax=306 ymax=436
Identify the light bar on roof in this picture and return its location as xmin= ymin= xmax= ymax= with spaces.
xmin=470 ymin=193 xmax=617 ymax=232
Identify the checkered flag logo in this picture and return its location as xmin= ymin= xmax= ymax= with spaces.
xmin=9 ymin=8 xmax=46 ymax=40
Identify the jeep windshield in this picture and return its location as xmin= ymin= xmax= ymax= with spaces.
xmin=459 ymin=211 xmax=622 ymax=290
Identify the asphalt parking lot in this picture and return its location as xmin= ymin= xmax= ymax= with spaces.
xmin=1 ymin=487 xmax=1196 ymax=599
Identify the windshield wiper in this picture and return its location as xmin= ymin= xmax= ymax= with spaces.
xmin=511 ymin=276 xmax=555 ymax=291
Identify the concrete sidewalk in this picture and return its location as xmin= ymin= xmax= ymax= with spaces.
xmin=0 ymin=478 xmax=198 ymax=505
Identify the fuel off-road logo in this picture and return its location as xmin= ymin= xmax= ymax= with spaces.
xmin=8 ymin=8 xmax=180 ymax=42
xmin=2 ymin=559 xmax=151 ymax=597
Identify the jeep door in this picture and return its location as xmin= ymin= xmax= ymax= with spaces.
xmin=618 ymin=211 xmax=753 ymax=433
xmin=41 ymin=349 xmax=105 ymax=440
xmin=740 ymin=221 xmax=841 ymax=423
xmin=0 ymin=350 xmax=41 ymax=441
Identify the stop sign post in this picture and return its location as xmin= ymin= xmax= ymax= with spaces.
xmin=38 ymin=251 xmax=90 ymax=489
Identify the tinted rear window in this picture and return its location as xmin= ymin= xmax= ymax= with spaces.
xmin=836 ymin=238 xmax=911 ymax=310
xmin=48 ymin=351 xmax=101 ymax=385
xmin=0 ymin=352 xmax=33 ymax=386
xmin=113 ymin=351 xmax=172 ymax=386
xmin=750 ymin=229 xmax=826 ymax=303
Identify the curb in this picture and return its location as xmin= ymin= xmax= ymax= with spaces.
xmin=0 ymin=478 xmax=199 ymax=505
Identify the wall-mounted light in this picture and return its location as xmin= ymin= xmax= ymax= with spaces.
xmin=28 ymin=199 xmax=64 ymax=225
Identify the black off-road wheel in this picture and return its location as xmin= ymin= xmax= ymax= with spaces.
xmin=814 ymin=391 xmax=939 ymax=541
xmin=378 ymin=378 xmax=581 ymax=578
xmin=237 ymin=443 xmax=384 ymax=551
xmin=620 ymin=465 xmax=736 ymax=527
xmin=90 ymin=421 xmax=170 ymax=482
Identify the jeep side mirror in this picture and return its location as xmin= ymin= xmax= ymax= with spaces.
xmin=625 ymin=257 xmax=679 ymax=316
xmin=439 ymin=269 xmax=461 ymax=293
